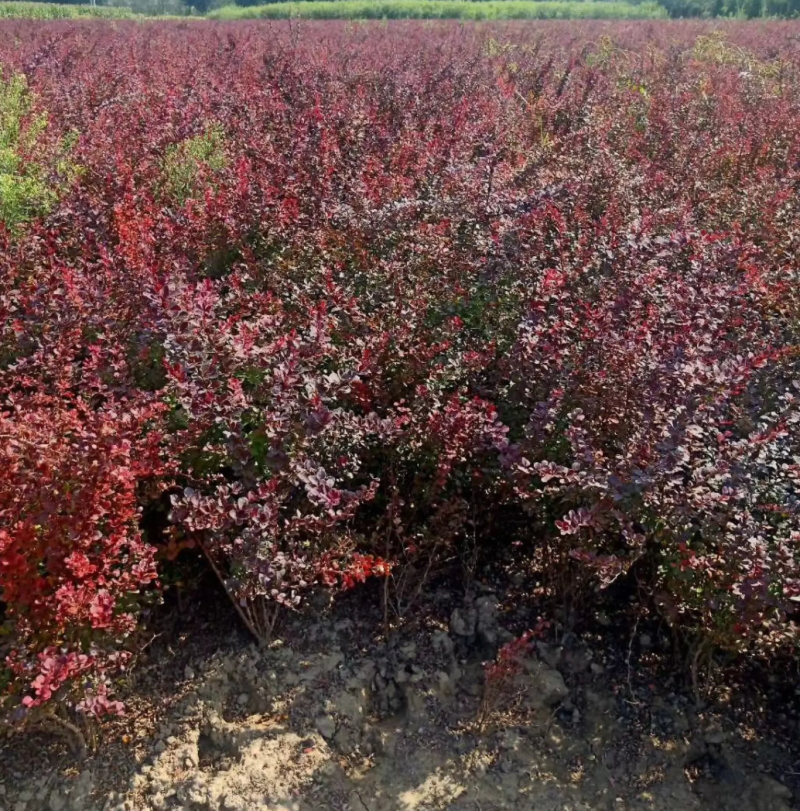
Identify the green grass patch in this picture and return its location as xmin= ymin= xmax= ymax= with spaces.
xmin=209 ymin=0 xmax=667 ymax=19
xmin=0 ymin=2 xmax=136 ymax=18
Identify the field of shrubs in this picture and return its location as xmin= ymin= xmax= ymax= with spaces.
xmin=0 ymin=19 xmax=799 ymax=735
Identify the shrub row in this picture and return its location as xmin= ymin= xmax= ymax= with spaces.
xmin=209 ymin=2 xmax=667 ymax=19
xmin=0 ymin=2 xmax=136 ymax=17
xmin=0 ymin=19 xmax=799 ymax=728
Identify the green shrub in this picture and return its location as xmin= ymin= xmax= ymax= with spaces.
xmin=209 ymin=1 xmax=668 ymax=20
xmin=0 ymin=71 xmax=80 ymax=231
xmin=161 ymin=124 xmax=227 ymax=204
xmin=0 ymin=2 xmax=136 ymax=18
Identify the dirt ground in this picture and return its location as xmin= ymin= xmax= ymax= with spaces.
xmin=1 ymin=581 xmax=798 ymax=811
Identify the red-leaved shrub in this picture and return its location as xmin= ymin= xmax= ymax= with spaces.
xmin=1 ymin=19 xmax=800 ymax=723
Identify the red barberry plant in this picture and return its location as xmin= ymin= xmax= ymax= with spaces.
xmin=477 ymin=619 xmax=551 ymax=729
xmin=1 ymin=19 xmax=800 ymax=727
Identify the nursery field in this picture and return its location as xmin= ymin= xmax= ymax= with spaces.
xmin=0 ymin=20 xmax=800 ymax=804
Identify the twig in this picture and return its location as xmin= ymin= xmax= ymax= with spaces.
xmin=515 ymin=89 xmax=532 ymax=109
xmin=39 ymin=710 xmax=88 ymax=756
xmin=195 ymin=536 xmax=264 ymax=644
xmin=626 ymin=608 xmax=642 ymax=705
xmin=353 ymin=789 xmax=372 ymax=811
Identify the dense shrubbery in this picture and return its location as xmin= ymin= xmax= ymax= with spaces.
xmin=2 ymin=0 xmax=800 ymax=20
xmin=209 ymin=2 xmax=667 ymax=19
xmin=660 ymin=0 xmax=800 ymax=17
xmin=0 ymin=2 xmax=136 ymax=17
xmin=1 ymin=19 xmax=800 ymax=729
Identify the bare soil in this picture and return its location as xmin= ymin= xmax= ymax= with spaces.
xmin=1 ymin=580 xmax=798 ymax=811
